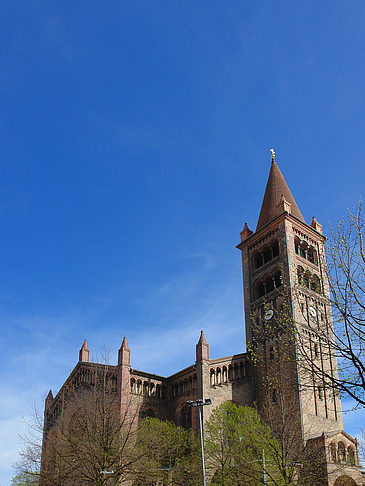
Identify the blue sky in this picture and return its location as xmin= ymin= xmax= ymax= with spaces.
xmin=1 ymin=1 xmax=365 ymax=484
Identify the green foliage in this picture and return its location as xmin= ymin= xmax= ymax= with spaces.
xmin=204 ymin=402 xmax=280 ymax=486
xmin=10 ymin=472 xmax=39 ymax=486
xmin=134 ymin=417 xmax=201 ymax=486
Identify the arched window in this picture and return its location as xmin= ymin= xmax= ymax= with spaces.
xmin=297 ymin=266 xmax=304 ymax=285
xmin=273 ymin=270 xmax=282 ymax=288
xmin=222 ymin=366 xmax=227 ymax=383
xmin=228 ymin=365 xmax=233 ymax=381
xmin=338 ymin=442 xmax=346 ymax=463
xmin=130 ymin=378 xmax=136 ymax=393
xmin=216 ymin=368 xmax=221 ymax=385
xmin=255 ymin=252 xmax=264 ymax=269
xmin=318 ymin=385 xmax=323 ymax=400
xmin=144 ymin=382 xmax=149 ymax=396
xmin=311 ymin=274 xmax=321 ymax=293
xmin=156 ymin=384 xmax=161 ymax=399
xmin=272 ymin=389 xmax=277 ymax=403
xmin=294 ymin=237 xmax=300 ymax=255
xmin=329 ymin=443 xmax=336 ymax=462
xmin=210 ymin=370 xmax=215 ymax=386
xmin=271 ymin=241 xmax=279 ymax=258
xmin=295 ymin=238 xmax=318 ymax=266
xmin=300 ymin=242 xmax=308 ymax=259
xmin=307 ymin=246 xmax=317 ymax=264
xmin=303 ymin=271 xmax=311 ymax=288
xmin=263 ymin=246 xmax=272 ymax=264
xmin=256 ymin=281 xmax=265 ymax=299
xmin=254 ymin=240 xmax=279 ymax=269
xmin=254 ymin=272 xmax=282 ymax=300
xmin=348 ymin=447 xmax=356 ymax=465
xmin=137 ymin=380 xmax=142 ymax=394
xmin=265 ymin=275 xmax=274 ymax=293
xmin=150 ymin=382 xmax=155 ymax=396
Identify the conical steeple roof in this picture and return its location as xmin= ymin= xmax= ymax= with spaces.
xmin=256 ymin=155 xmax=304 ymax=231
xmin=81 ymin=339 xmax=89 ymax=351
xmin=198 ymin=330 xmax=207 ymax=344
xmin=121 ymin=336 xmax=130 ymax=350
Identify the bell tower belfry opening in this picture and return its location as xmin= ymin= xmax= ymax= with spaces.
xmin=237 ymin=150 xmax=343 ymax=441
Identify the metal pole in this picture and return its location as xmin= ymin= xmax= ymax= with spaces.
xmin=262 ymin=448 xmax=266 ymax=486
xmin=198 ymin=404 xmax=207 ymax=486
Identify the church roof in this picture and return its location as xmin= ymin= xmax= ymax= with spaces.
xmin=256 ymin=157 xmax=305 ymax=231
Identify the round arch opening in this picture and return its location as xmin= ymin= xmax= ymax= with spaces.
xmin=334 ymin=475 xmax=358 ymax=486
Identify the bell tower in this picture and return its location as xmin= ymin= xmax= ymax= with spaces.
xmin=237 ymin=150 xmax=343 ymax=441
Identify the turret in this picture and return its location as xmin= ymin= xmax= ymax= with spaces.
xmin=118 ymin=336 xmax=131 ymax=366
xmin=196 ymin=330 xmax=209 ymax=362
xmin=240 ymin=222 xmax=253 ymax=242
xmin=79 ymin=339 xmax=90 ymax=362
xmin=311 ymin=216 xmax=323 ymax=234
xmin=117 ymin=337 xmax=131 ymax=419
xmin=45 ymin=390 xmax=54 ymax=411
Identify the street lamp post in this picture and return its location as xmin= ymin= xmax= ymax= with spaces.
xmin=187 ymin=398 xmax=212 ymax=486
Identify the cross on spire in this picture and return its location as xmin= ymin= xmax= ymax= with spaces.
xmin=270 ymin=148 xmax=275 ymax=162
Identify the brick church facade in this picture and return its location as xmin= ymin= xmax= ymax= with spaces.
xmin=42 ymin=153 xmax=363 ymax=485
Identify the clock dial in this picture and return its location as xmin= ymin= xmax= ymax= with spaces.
xmin=309 ymin=306 xmax=317 ymax=318
xmin=264 ymin=309 xmax=274 ymax=321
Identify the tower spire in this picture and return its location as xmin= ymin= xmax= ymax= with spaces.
xmin=196 ymin=330 xmax=209 ymax=362
xmin=256 ymin=150 xmax=304 ymax=231
xmin=118 ymin=336 xmax=131 ymax=366
xmin=79 ymin=339 xmax=90 ymax=362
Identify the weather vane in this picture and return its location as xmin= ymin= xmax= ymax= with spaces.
xmin=270 ymin=148 xmax=275 ymax=161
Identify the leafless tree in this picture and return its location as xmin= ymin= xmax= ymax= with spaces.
xmin=293 ymin=201 xmax=365 ymax=408
xmin=16 ymin=356 xmax=146 ymax=486
xmin=13 ymin=404 xmax=43 ymax=484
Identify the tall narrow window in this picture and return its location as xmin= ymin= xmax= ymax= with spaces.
xmin=294 ymin=238 xmax=300 ymax=255
xmin=272 ymin=241 xmax=279 ymax=258
xmin=300 ymin=243 xmax=307 ymax=259
xmin=274 ymin=271 xmax=282 ymax=288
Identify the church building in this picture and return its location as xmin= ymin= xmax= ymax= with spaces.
xmin=42 ymin=152 xmax=363 ymax=486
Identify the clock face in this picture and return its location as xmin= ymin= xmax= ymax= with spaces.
xmin=309 ymin=306 xmax=317 ymax=318
xmin=264 ymin=309 xmax=274 ymax=321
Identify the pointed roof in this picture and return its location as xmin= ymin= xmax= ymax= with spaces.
xmin=81 ymin=339 xmax=89 ymax=350
xmin=198 ymin=330 xmax=207 ymax=344
xmin=121 ymin=336 xmax=130 ymax=350
xmin=45 ymin=390 xmax=54 ymax=410
xmin=256 ymin=158 xmax=304 ymax=231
